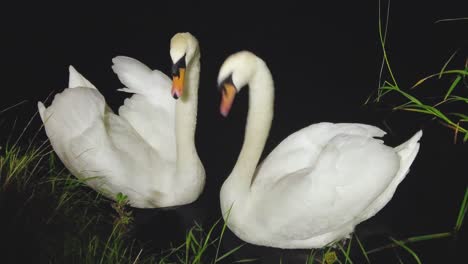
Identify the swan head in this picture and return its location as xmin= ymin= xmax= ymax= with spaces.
xmin=217 ymin=51 xmax=258 ymax=117
xmin=170 ymin=32 xmax=199 ymax=99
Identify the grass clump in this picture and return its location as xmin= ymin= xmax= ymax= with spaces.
xmin=366 ymin=2 xmax=468 ymax=143
xmin=0 ymin=130 xmax=153 ymax=263
xmin=359 ymin=1 xmax=468 ymax=263
xmin=0 ymin=120 xmax=248 ymax=263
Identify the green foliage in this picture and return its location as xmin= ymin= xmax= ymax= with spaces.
xmin=1 ymin=135 xmax=249 ymax=263
xmin=366 ymin=3 xmax=468 ymax=143
xmin=455 ymin=186 xmax=468 ymax=233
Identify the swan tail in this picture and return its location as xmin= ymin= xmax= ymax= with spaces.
xmin=395 ymin=130 xmax=423 ymax=153
xmin=40 ymin=88 xmax=106 ymax=140
xmin=359 ymin=130 xmax=422 ymax=220
xmin=68 ymin=65 xmax=97 ymax=89
xmin=39 ymin=65 xmax=101 ymax=130
xmin=39 ymin=67 xmax=107 ymax=142
xmin=392 ymin=130 xmax=423 ymax=185
xmin=37 ymin=101 xmax=46 ymax=122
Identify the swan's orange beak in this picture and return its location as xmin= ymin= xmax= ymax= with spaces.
xmin=172 ymin=67 xmax=185 ymax=99
xmin=220 ymin=83 xmax=237 ymax=117
xmin=171 ymin=55 xmax=186 ymax=99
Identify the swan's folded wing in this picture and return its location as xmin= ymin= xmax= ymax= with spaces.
xmin=112 ymin=56 xmax=172 ymax=101
xmin=118 ymin=94 xmax=176 ymax=163
xmin=112 ymin=56 xmax=174 ymax=112
xmin=253 ymin=131 xmax=400 ymax=240
xmin=252 ymin=122 xmax=387 ymax=190
xmin=40 ymin=87 xmax=123 ymax=191
xmin=112 ymin=56 xmax=176 ymax=162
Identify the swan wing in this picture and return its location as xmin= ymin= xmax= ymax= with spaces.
xmin=358 ymin=130 xmax=422 ymax=221
xmin=38 ymin=67 xmax=165 ymax=207
xmin=112 ymin=56 xmax=176 ymax=162
xmin=252 ymin=122 xmax=386 ymax=189
xmin=39 ymin=86 xmax=126 ymax=193
xmin=251 ymin=123 xmax=416 ymax=241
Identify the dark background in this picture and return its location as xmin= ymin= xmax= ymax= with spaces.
xmin=2 ymin=1 xmax=468 ymax=263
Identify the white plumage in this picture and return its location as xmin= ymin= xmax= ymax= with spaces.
xmin=218 ymin=51 xmax=422 ymax=248
xmin=38 ymin=33 xmax=205 ymax=208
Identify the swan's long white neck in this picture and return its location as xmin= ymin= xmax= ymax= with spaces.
xmin=224 ymin=59 xmax=274 ymax=201
xmin=175 ymin=52 xmax=201 ymax=176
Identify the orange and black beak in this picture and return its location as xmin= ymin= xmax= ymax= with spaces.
xmin=171 ymin=55 xmax=186 ymax=99
xmin=218 ymin=76 xmax=237 ymax=117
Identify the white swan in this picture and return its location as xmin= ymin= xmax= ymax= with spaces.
xmin=217 ymin=51 xmax=422 ymax=249
xmin=38 ymin=32 xmax=205 ymax=208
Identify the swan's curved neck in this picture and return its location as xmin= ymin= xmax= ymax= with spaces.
xmin=229 ymin=59 xmax=274 ymax=192
xmin=175 ymin=52 xmax=201 ymax=175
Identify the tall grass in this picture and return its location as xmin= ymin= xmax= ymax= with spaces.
xmin=0 ymin=118 xmax=248 ymax=263
xmin=359 ymin=0 xmax=468 ymax=262
xmin=0 ymin=146 xmax=148 ymax=263
xmin=366 ymin=1 xmax=468 ymax=143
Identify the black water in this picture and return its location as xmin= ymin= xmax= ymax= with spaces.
xmin=2 ymin=1 xmax=467 ymax=263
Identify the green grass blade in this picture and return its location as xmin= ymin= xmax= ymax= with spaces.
xmin=435 ymin=17 xmax=468 ymax=23
xmin=355 ymin=234 xmax=371 ymax=264
xmin=405 ymin=232 xmax=452 ymax=243
xmin=307 ymin=249 xmax=318 ymax=264
xmin=455 ymin=186 xmax=468 ymax=232
xmin=377 ymin=0 xmax=398 ymax=89
xmin=393 ymin=101 xmax=417 ymax=110
xmin=448 ymin=96 xmax=468 ymax=104
xmin=214 ymin=244 xmax=244 ymax=263
xmin=346 ymin=238 xmax=353 ymax=263
xmin=202 ymin=219 xmax=221 ymax=250
xmin=337 ymin=242 xmax=353 ymax=264
xmin=185 ymin=228 xmax=193 ymax=264
xmin=234 ymin=258 xmax=258 ymax=263
xmin=389 ymin=238 xmax=421 ymax=264
xmin=439 ymin=50 xmax=458 ymax=79
xmin=398 ymin=108 xmax=433 ymax=115
xmin=367 ymin=232 xmax=451 ymax=255
xmin=425 ymin=106 xmax=454 ymax=125
xmin=214 ymin=205 xmax=238 ymax=263
xmin=412 ymin=69 xmax=468 ymax=88
xmin=444 ymin=75 xmax=462 ymax=100
xmin=0 ymin=100 xmax=28 ymax=115
xmin=193 ymin=219 xmax=221 ymax=264
xmin=393 ymin=89 xmax=424 ymax=105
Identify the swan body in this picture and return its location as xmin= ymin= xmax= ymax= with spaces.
xmin=217 ymin=51 xmax=422 ymax=248
xmin=38 ymin=33 xmax=205 ymax=208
